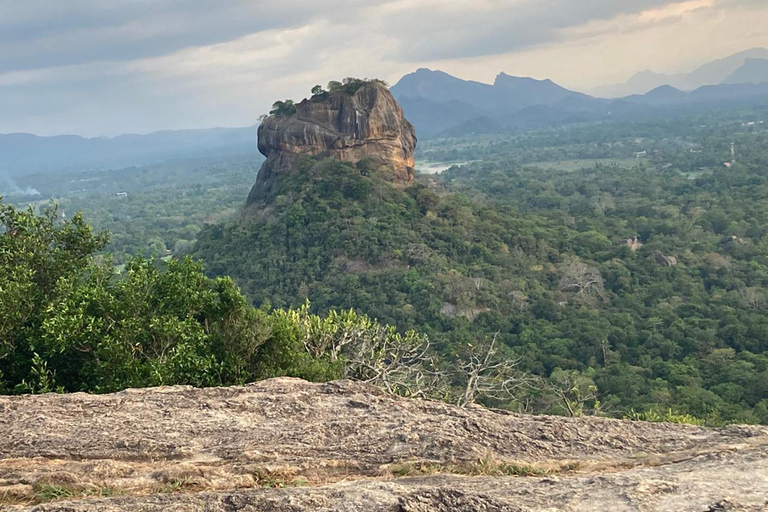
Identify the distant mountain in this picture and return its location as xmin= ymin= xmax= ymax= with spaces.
xmin=621 ymin=85 xmax=688 ymax=105
xmin=595 ymin=70 xmax=686 ymax=99
xmin=723 ymin=58 xmax=768 ymax=85
xmin=593 ymin=47 xmax=768 ymax=97
xmin=690 ymin=82 xmax=768 ymax=101
xmin=0 ymin=126 xmax=258 ymax=176
xmin=392 ymin=68 xmax=768 ymax=138
xmin=492 ymin=72 xmax=594 ymax=109
xmin=391 ymin=69 xmax=606 ymax=138
xmin=390 ymin=69 xmax=494 ymax=109
xmin=611 ymin=82 xmax=768 ymax=114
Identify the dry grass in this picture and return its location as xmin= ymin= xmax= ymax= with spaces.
xmin=0 ymin=458 xmax=583 ymax=507
xmin=252 ymin=468 xmax=309 ymax=489
xmin=388 ymin=457 xmax=581 ymax=478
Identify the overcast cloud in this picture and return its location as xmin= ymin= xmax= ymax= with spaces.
xmin=0 ymin=0 xmax=766 ymax=136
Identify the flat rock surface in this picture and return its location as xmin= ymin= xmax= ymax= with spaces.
xmin=1 ymin=378 xmax=766 ymax=511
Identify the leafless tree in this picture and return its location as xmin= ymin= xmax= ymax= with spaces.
xmin=739 ymin=287 xmax=767 ymax=311
xmin=590 ymin=194 xmax=615 ymax=214
xmin=557 ymin=259 xmax=604 ymax=302
xmin=291 ymin=308 xmax=448 ymax=400
xmin=547 ymin=369 xmax=599 ymax=417
xmin=456 ymin=332 xmax=533 ymax=408
xmin=508 ymin=290 xmax=528 ymax=311
xmin=341 ymin=327 xmax=448 ymax=399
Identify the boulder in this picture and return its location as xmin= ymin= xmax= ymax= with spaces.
xmin=654 ymin=251 xmax=678 ymax=267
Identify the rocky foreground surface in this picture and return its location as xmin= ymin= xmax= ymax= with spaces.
xmin=0 ymin=378 xmax=766 ymax=511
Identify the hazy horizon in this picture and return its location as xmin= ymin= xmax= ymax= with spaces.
xmin=2 ymin=0 xmax=767 ymax=137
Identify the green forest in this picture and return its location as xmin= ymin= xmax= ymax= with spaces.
xmin=5 ymin=110 xmax=768 ymax=425
xmin=195 ymin=114 xmax=768 ymax=425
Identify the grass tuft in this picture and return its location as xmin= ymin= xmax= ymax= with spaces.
xmin=252 ymin=468 xmax=308 ymax=488
xmin=389 ymin=457 xmax=580 ymax=478
xmin=32 ymin=484 xmax=77 ymax=503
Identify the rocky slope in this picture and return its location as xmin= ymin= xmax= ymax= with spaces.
xmin=247 ymin=82 xmax=416 ymax=205
xmin=1 ymin=378 xmax=766 ymax=511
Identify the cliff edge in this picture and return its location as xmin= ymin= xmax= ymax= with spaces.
xmin=1 ymin=378 xmax=767 ymax=511
xmin=246 ymin=81 xmax=416 ymax=205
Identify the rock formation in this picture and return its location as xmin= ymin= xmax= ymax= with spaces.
xmin=1 ymin=378 xmax=767 ymax=511
xmin=246 ymin=81 xmax=417 ymax=205
xmin=654 ymin=250 xmax=678 ymax=267
xmin=621 ymin=236 xmax=643 ymax=251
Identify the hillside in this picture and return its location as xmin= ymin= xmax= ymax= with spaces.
xmin=1 ymin=378 xmax=766 ymax=511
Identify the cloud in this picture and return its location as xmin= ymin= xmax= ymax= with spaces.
xmin=0 ymin=0 xmax=372 ymax=72
xmin=0 ymin=0 xmax=765 ymax=135
xmin=374 ymin=0 xmax=695 ymax=62
xmin=0 ymin=0 xmax=715 ymax=72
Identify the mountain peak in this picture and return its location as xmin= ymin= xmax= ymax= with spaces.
xmin=646 ymin=84 xmax=686 ymax=96
xmin=494 ymin=72 xmax=554 ymax=86
xmin=723 ymin=57 xmax=768 ymax=85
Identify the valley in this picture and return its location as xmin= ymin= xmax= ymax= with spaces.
xmin=6 ymin=88 xmax=768 ymax=426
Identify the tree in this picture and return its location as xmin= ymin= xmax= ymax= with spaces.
xmin=557 ymin=258 xmax=605 ymax=303
xmin=547 ymin=369 xmax=599 ymax=417
xmin=311 ymin=85 xmax=325 ymax=96
xmin=0 ymin=202 xmax=108 ymax=364
xmin=0 ymin=200 xmax=294 ymax=392
xmin=455 ymin=332 xmax=532 ymax=408
xmin=269 ymin=100 xmax=297 ymax=117
xmin=272 ymin=305 xmax=447 ymax=399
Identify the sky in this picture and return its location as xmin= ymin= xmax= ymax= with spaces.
xmin=1 ymin=0 xmax=767 ymax=137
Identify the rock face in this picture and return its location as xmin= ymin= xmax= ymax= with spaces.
xmin=1 ymin=378 xmax=767 ymax=511
xmin=247 ymin=82 xmax=417 ymax=205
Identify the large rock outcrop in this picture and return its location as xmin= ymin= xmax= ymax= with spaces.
xmin=246 ymin=82 xmax=416 ymax=205
xmin=1 ymin=378 xmax=767 ymax=511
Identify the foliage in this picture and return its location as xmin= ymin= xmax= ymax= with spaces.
xmin=22 ymin=155 xmax=261 ymax=264
xmin=269 ymin=100 xmax=297 ymax=117
xmin=625 ymin=408 xmax=707 ymax=426
xmin=0 ymin=200 xmax=423 ymax=394
xmin=327 ymin=77 xmax=387 ymax=95
xmin=310 ymin=85 xmax=326 ymax=98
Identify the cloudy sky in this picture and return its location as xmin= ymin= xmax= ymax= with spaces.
xmin=1 ymin=0 xmax=767 ymax=136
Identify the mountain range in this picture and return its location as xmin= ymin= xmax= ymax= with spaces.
xmin=593 ymin=47 xmax=768 ymax=97
xmin=390 ymin=69 xmax=609 ymax=138
xmin=391 ymin=62 xmax=768 ymax=138
xmin=0 ymin=126 xmax=258 ymax=177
